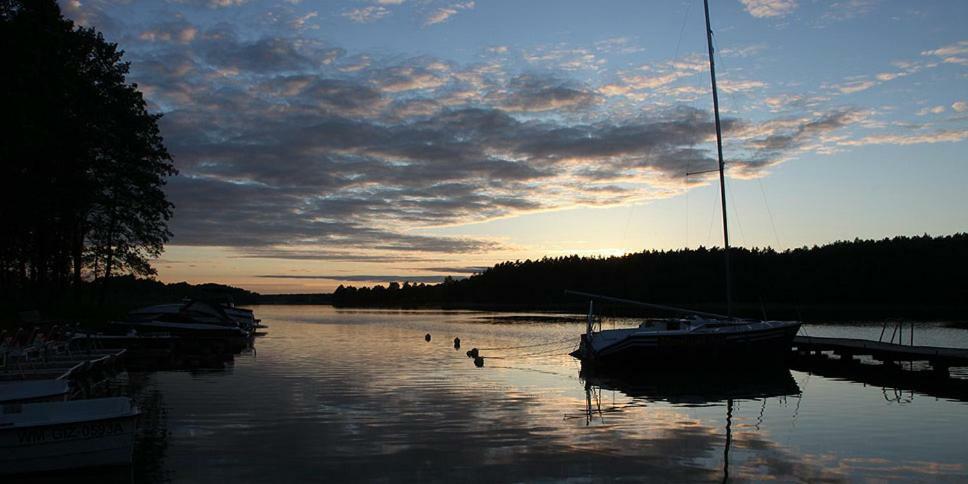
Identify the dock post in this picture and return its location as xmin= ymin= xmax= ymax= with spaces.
xmin=931 ymin=362 xmax=950 ymax=379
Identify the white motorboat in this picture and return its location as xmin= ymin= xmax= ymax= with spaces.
xmin=221 ymin=304 xmax=265 ymax=330
xmin=109 ymin=300 xmax=249 ymax=352
xmin=0 ymin=380 xmax=70 ymax=404
xmin=0 ymin=397 xmax=140 ymax=475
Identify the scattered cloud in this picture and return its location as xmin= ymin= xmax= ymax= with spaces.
xmin=55 ymin=1 xmax=966 ymax=264
xmin=838 ymin=130 xmax=968 ymax=147
xmin=718 ymin=79 xmax=767 ymax=93
xmin=916 ymin=105 xmax=945 ymax=116
xmin=835 ymin=79 xmax=877 ymax=94
xmin=417 ymin=266 xmax=487 ymax=274
xmin=822 ymin=0 xmax=879 ymax=21
xmin=290 ymin=11 xmax=319 ymax=30
xmin=139 ymin=24 xmax=197 ymax=44
xmin=921 ymin=40 xmax=968 ymax=65
xmin=170 ymin=0 xmax=250 ymax=8
xmin=524 ymin=46 xmax=605 ymax=72
xmin=344 ymin=6 xmax=390 ymax=23
xmin=495 ymin=75 xmax=600 ymax=112
xmin=720 ymin=44 xmax=768 ymax=58
xmin=425 ymin=1 xmax=475 ymax=26
xmin=599 ymin=54 xmax=706 ymax=97
xmin=740 ymin=0 xmax=797 ymax=18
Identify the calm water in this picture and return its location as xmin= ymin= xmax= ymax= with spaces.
xmin=49 ymin=307 xmax=968 ymax=482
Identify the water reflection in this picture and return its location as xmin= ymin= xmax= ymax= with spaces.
xmin=578 ymin=365 xmax=802 ymax=482
xmin=24 ymin=307 xmax=965 ymax=482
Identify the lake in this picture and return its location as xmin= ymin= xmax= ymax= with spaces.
xmin=31 ymin=306 xmax=968 ymax=482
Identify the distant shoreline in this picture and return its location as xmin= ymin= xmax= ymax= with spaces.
xmin=253 ymin=300 xmax=967 ymax=323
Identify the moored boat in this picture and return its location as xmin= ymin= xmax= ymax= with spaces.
xmin=109 ymin=300 xmax=249 ymax=353
xmin=0 ymin=380 xmax=70 ymax=404
xmin=569 ymin=0 xmax=801 ymax=368
xmin=570 ymin=294 xmax=800 ymax=368
xmin=0 ymin=397 xmax=140 ymax=475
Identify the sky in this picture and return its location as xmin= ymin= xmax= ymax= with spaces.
xmin=60 ymin=0 xmax=968 ymax=294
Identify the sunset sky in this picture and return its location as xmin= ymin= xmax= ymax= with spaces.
xmin=60 ymin=0 xmax=967 ymax=293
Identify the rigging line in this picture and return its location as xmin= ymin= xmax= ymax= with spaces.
xmin=672 ymin=1 xmax=694 ymax=64
xmin=725 ymin=176 xmax=747 ymax=247
xmin=705 ymin=181 xmax=719 ymax=246
xmin=685 ymin=172 xmax=689 ymax=248
xmin=620 ymin=198 xmax=638 ymax=252
xmin=757 ymin=178 xmax=782 ymax=249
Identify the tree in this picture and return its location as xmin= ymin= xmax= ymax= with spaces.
xmin=0 ymin=0 xmax=175 ymax=304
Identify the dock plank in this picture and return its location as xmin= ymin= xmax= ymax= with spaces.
xmin=792 ymin=336 xmax=968 ymax=365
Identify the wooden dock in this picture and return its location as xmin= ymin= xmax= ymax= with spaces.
xmin=791 ymin=336 xmax=968 ymax=376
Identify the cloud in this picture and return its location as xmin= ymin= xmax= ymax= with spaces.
xmin=740 ymin=0 xmax=797 ymax=18
xmin=523 ymin=46 xmax=606 ymax=72
xmin=344 ymin=6 xmax=390 ymax=23
xmin=916 ymin=105 xmax=945 ymax=116
xmin=256 ymin=274 xmax=463 ymax=283
xmin=197 ymin=26 xmax=342 ymax=73
xmin=138 ymin=18 xmax=198 ymax=44
xmin=838 ymin=130 xmax=968 ymax=147
xmin=369 ymin=62 xmax=451 ymax=92
xmin=920 ymin=40 xmax=968 ymax=66
xmin=109 ymin=27 xmax=866 ymax=260
xmin=290 ymin=11 xmax=319 ymax=30
xmin=170 ymin=0 xmax=249 ymax=8
xmin=495 ymin=75 xmax=600 ymax=112
xmin=822 ymin=0 xmax=879 ymax=21
xmin=835 ymin=79 xmax=877 ymax=94
xmin=953 ymin=101 xmax=968 ymax=113
xmin=59 ymin=0 xmax=122 ymax=33
xmin=921 ymin=40 xmax=968 ymax=59
xmin=235 ymin=249 xmax=442 ymax=263
xmin=416 ymin=266 xmax=487 ymax=274
xmin=424 ymin=1 xmax=474 ymax=26
xmin=599 ymin=54 xmax=706 ymax=97
xmin=718 ymin=79 xmax=767 ymax=94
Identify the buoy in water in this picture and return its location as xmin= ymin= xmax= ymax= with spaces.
xmin=466 ymin=348 xmax=479 ymax=358
xmin=453 ymin=337 xmax=461 ymax=349
xmin=474 ymin=356 xmax=485 ymax=368
xmin=425 ymin=333 xmax=431 ymax=342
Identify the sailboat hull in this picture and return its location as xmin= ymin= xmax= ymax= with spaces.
xmin=575 ymin=322 xmax=801 ymax=368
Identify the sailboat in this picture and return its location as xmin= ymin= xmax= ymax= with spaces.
xmin=570 ymin=0 xmax=801 ymax=368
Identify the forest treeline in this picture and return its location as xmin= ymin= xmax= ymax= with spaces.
xmin=0 ymin=276 xmax=259 ymax=328
xmin=1 ymin=1 xmax=175 ymax=306
xmin=332 ymin=234 xmax=968 ymax=320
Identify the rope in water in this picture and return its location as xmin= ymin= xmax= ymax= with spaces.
xmin=477 ymin=336 xmax=576 ymax=352
xmin=484 ymin=341 xmax=579 ymax=360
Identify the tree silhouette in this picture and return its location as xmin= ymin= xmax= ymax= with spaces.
xmin=331 ymin=234 xmax=968 ymax=320
xmin=0 ymin=0 xmax=175 ymax=304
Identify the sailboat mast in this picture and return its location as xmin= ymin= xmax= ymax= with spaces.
xmin=702 ymin=0 xmax=733 ymax=317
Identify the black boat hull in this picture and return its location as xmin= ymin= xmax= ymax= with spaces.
xmin=107 ymin=322 xmax=249 ymax=354
xmin=574 ymin=323 xmax=801 ymax=369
